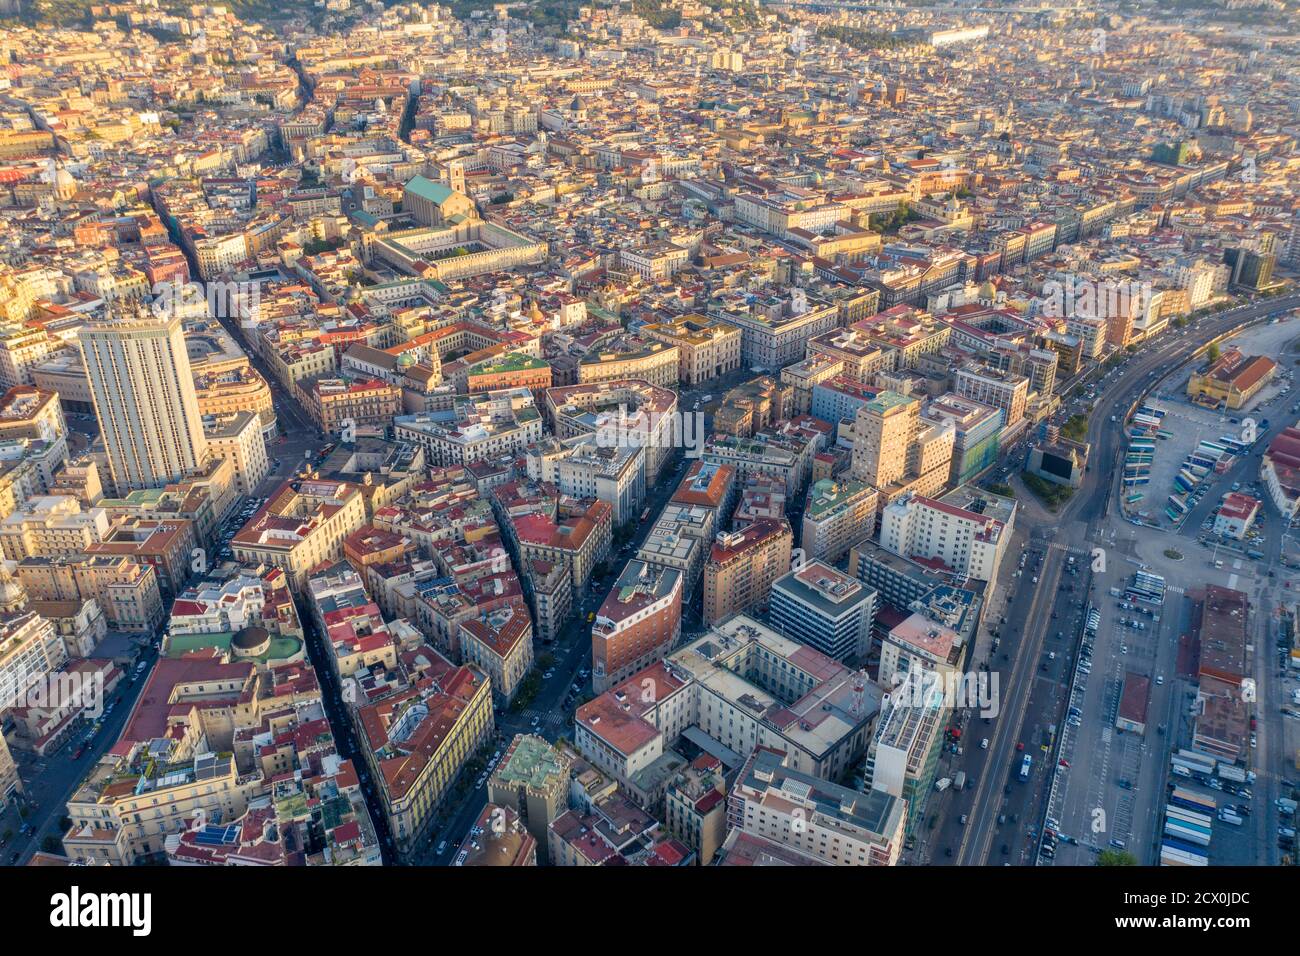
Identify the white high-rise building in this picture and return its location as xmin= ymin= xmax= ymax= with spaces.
xmin=80 ymin=311 xmax=209 ymax=494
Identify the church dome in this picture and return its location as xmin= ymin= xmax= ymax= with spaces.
xmin=0 ymin=562 xmax=26 ymax=612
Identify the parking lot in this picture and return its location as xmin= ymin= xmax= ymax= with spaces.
xmin=1121 ymin=320 xmax=1300 ymax=531
xmin=1041 ymin=560 xmax=1185 ymax=864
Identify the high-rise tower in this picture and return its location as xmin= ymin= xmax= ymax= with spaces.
xmin=80 ymin=309 xmax=209 ymax=493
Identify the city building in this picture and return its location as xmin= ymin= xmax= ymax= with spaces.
xmin=663 ymin=754 xmax=727 ymax=866
xmin=729 ymin=746 xmax=906 ymax=866
xmin=1186 ymin=348 xmax=1276 ymax=410
xmin=592 ymin=558 xmax=683 ymax=694
xmin=702 ymin=518 xmax=793 ymax=625
xmin=458 ymin=601 xmax=534 ymax=706
xmin=878 ymin=487 xmax=1015 ymax=584
xmin=79 ymin=311 xmax=210 ymax=494
xmin=231 ymin=478 xmax=368 ymax=592
xmin=1214 ymin=491 xmax=1260 ymax=539
xmin=486 ymin=734 xmax=572 ymax=864
xmin=849 ymin=391 xmax=954 ymax=502
xmin=800 ymin=478 xmax=879 ymax=565
xmin=769 ymin=562 xmax=877 ymax=663
xmin=355 ymin=655 xmax=494 ymax=854
xmin=641 ymin=313 xmax=742 ymax=386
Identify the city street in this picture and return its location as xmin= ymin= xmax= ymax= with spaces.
xmin=924 ymin=292 xmax=1300 ymax=865
xmin=1 ymin=643 xmax=158 ymax=865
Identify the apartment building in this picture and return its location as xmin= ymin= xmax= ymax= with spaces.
xmin=851 ymin=306 xmax=952 ymax=371
xmin=781 ymin=354 xmax=846 ymax=415
xmin=395 ymin=388 xmax=544 ymax=467
xmin=879 ymin=487 xmax=1015 ymax=584
xmin=0 ymin=324 xmax=58 ymax=390
xmin=577 ymin=336 xmax=680 ymax=389
xmin=715 ymin=294 xmax=842 ymax=370
xmin=807 ymin=326 xmax=887 ymax=383
xmin=80 ymin=310 xmax=211 ymax=494
xmin=356 ymin=659 xmax=494 ymax=854
xmin=83 ymin=515 xmax=198 ymax=598
xmin=0 ymin=733 xmax=19 ymax=802
xmin=545 ymin=380 xmax=677 ymax=483
xmin=670 ymin=460 xmax=738 ymax=533
xmin=61 ymin=657 xmax=267 ymax=864
xmin=863 ymin=671 xmax=946 ymax=840
xmin=636 ymin=502 xmax=715 ymax=600
xmin=0 ymin=495 xmax=111 ymax=560
xmin=454 ymin=803 xmax=537 ymax=867
xmin=729 ymin=746 xmax=905 ymax=865
xmin=800 ymin=478 xmax=879 ymax=564
xmin=486 ymin=734 xmax=572 ymax=864
xmin=525 ymin=437 xmax=645 ymax=528
xmin=458 ymin=600 xmax=534 ymax=706
xmin=509 ymin=496 xmax=612 ymax=603
xmin=641 ymin=312 xmax=742 ymax=386
xmin=202 ymin=410 xmax=269 ymax=496
xmin=0 ymin=611 xmax=68 ymax=728
xmin=575 ymin=616 xmax=880 ymax=792
xmin=921 ymin=394 xmax=1003 ymax=487
xmin=702 ymin=518 xmax=792 ymax=626
xmin=954 ymin=364 xmax=1030 ymax=432
xmin=849 ymin=391 xmax=955 ymax=502
xmin=231 ymin=478 xmax=368 ymax=592
xmin=303 ymin=376 xmax=402 ymax=436
xmin=0 ymin=385 xmax=67 ymax=464
xmin=663 ymin=754 xmax=728 ymax=866
xmin=618 ymin=240 xmax=689 ymax=281
xmin=591 ymin=559 xmax=683 ymax=694
xmin=16 ymin=554 xmax=164 ymax=633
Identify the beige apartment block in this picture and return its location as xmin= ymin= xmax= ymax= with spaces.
xmin=203 ymin=410 xmax=270 ymax=496
xmin=231 ymin=478 xmax=368 ymax=593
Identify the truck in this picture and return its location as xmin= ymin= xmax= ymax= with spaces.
xmin=1172 ymin=753 xmax=1215 ymax=777
xmin=1172 ymin=764 xmax=1193 ymax=779
xmin=1218 ymin=811 xmax=1244 ymax=827
xmin=954 ymin=771 xmax=967 ymax=791
xmin=1019 ymin=754 xmax=1033 ymax=781
xmin=1277 ymin=798 xmax=1297 ymax=816
xmin=1161 ymin=844 xmax=1208 ymax=867
xmin=1217 ymin=764 xmax=1248 ymax=784
xmin=934 ymin=777 xmax=951 ymax=792
xmin=1166 ymin=806 xmax=1213 ymax=829
xmin=1171 ymin=789 xmax=1216 ymax=814
xmin=1166 ymin=821 xmax=1211 ymax=846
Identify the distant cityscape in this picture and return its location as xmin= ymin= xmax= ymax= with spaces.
xmin=0 ymin=0 xmax=1297 ymax=872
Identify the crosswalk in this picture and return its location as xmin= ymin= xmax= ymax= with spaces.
xmin=514 ymin=708 xmax=567 ymax=731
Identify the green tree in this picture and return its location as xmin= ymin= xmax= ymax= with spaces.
xmin=1206 ymin=342 xmax=1221 ymax=363
xmin=1097 ymin=849 xmax=1137 ymax=866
